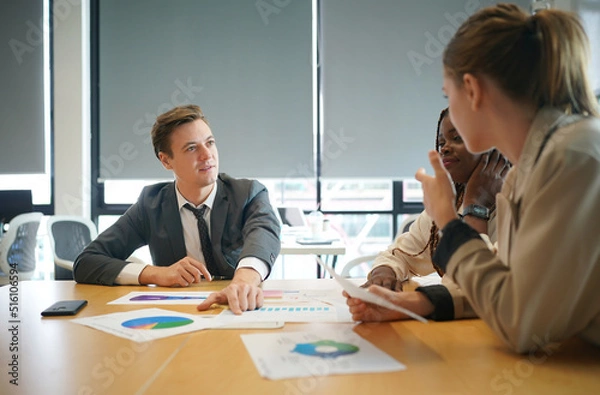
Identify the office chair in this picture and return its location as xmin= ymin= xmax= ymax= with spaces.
xmin=340 ymin=254 xmax=378 ymax=278
xmin=0 ymin=212 xmax=43 ymax=285
xmin=46 ymin=216 xmax=98 ymax=280
xmin=399 ymin=213 xmax=420 ymax=234
xmin=340 ymin=213 xmax=422 ymax=278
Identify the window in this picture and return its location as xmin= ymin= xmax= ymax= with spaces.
xmin=92 ymin=1 xmax=545 ymax=275
xmin=579 ymin=1 xmax=600 ymax=95
xmin=0 ymin=0 xmax=52 ymax=207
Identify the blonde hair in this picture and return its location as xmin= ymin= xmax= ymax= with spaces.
xmin=443 ymin=3 xmax=598 ymax=116
xmin=150 ymin=104 xmax=208 ymax=158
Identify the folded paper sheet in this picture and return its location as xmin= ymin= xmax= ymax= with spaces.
xmin=315 ymin=257 xmax=428 ymax=323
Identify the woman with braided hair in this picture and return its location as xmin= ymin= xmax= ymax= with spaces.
xmin=356 ymin=107 xmax=509 ymax=321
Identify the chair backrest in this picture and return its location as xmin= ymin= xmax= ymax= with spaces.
xmin=47 ymin=216 xmax=98 ymax=273
xmin=0 ymin=212 xmax=43 ymax=279
xmin=399 ymin=213 xmax=420 ymax=234
xmin=341 ymin=213 xmax=422 ymax=278
xmin=340 ymin=254 xmax=378 ymax=278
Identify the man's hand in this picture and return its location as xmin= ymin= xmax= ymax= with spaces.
xmin=196 ymin=268 xmax=263 ymax=315
xmin=362 ymin=266 xmax=403 ymax=291
xmin=415 ymin=150 xmax=459 ymax=229
xmin=138 ymin=257 xmax=211 ymax=287
xmin=344 ymin=285 xmax=434 ymax=322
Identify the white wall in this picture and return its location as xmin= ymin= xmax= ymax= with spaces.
xmin=52 ymin=0 xmax=90 ymax=217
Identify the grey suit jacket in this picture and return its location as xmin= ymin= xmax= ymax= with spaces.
xmin=73 ymin=174 xmax=281 ymax=285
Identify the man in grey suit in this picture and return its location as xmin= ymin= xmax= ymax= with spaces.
xmin=73 ymin=104 xmax=281 ymax=314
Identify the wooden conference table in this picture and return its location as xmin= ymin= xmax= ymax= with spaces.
xmin=1 ymin=280 xmax=599 ymax=395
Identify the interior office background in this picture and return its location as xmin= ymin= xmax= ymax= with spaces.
xmin=1 ymin=0 xmax=599 ymax=279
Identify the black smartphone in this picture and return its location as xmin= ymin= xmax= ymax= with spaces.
xmin=41 ymin=300 xmax=88 ymax=317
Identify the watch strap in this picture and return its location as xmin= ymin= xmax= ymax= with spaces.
xmin=461 ymin=204 xmax=490 ymax=220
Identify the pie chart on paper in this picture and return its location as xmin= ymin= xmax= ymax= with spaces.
xmin=121 ymin=316 xmax=194 ymax=330
xmin=292 ymin=340 xmax=360 ymax=358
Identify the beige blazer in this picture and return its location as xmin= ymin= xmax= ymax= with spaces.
xmin=445 ymin=108 xmax=600 ymax=352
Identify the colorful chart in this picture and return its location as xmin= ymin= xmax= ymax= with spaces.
xmin=121 ymin=316 xmax=194 ymax=330
xmin=293 ymin=340 xmax=359 ymax=359
xmin=130 ymin=295 xmax=207 ymax=301
xmin=258 ymin=306 xmax=329 ymax=312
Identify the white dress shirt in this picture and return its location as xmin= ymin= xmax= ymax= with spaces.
xmin=116 ymin=182 xmax=268 ymax=285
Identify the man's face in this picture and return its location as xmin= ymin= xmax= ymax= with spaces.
xmin=158 ymin=119 xmax=219 ymax=190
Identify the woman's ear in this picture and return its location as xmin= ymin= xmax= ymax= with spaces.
xmin=462 ymin=73 xmax=483 ymax=111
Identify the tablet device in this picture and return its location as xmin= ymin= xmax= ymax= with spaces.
xmin=277 ymin=207 xmax=308 ymax=227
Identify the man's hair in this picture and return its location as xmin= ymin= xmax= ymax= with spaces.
xmin=150 ymin=104 xmax=208 ymax=158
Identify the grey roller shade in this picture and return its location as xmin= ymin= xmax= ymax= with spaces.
xmin=98 ymin=0 xmax=313 ymax=180
xmin=0 ymin=0 xmax=45 ymax=174
xmin=320 ymin=0 xmax=530 ymax=178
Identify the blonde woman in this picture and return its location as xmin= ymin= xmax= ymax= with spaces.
xmin=347 ymin=4 xmax=600 ymax=353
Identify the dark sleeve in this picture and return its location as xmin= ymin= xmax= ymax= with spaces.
xmin=432 ymin=219 xmax=481 ymax=273
xmin=73 ymin=201 xmax=147 ymax=285
xmin=239 ymin=180 xmax=281 ymax=277
xmin=415 ymin=285 xmax=454 ymax=321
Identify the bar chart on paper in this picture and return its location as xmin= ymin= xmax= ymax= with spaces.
xmin=259 ymin=305 xmax=333 ymax=318
xmin=216 ymin=303 xmax=352 ymax=323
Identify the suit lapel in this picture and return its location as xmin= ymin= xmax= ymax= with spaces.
xmin=162 ymin=183 xmax=187 ymax=261
xmin=210 ymin=178 xmax=229 ymax=265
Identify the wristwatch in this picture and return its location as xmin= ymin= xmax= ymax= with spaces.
xmin=461 ymin=204 xmax=490 ymax=220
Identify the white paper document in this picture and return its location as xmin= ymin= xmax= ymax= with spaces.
xmin=216 ymin=302 xmax=352 ymax=323
xmin=214 ymin=286 xmax=353 ymax=323
xmin=316 ymin=257 xmax=428 ymax=323
xmin=212 ymin=284 xmax=352 ymax=324
xmin=71 ymin=308 xmax=221 ymax=342
xmin=108 ymin=291 xmax=214 ymax=305
xmin=241 ymin=328 xmax=406 ymax=380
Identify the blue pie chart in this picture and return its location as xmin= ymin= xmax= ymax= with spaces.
xmin=293 ymin=340 xmax=359 ymax=358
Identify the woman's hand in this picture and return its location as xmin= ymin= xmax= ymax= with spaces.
xmin=344 ymin=285 xmax=434 ymax=322
xmin=463 ymin=149 xmax=510 ymax=208
xmin=362 ymin=266 xmax=403 ymax=291
xmin=415 ymin=150 xmax=459 ymax=229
